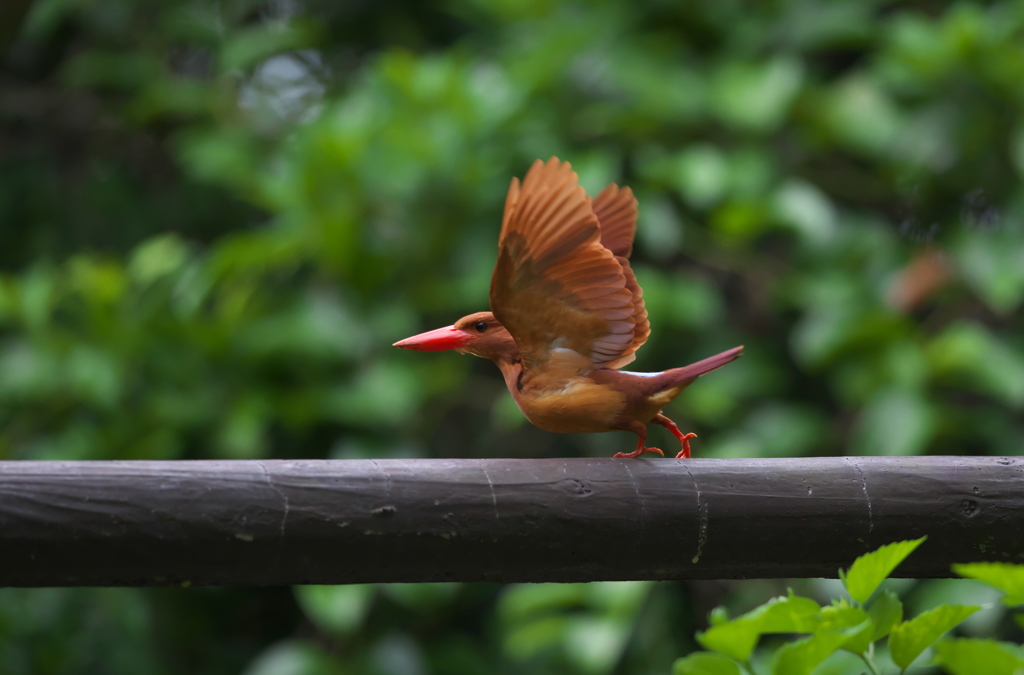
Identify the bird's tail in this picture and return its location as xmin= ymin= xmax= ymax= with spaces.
xmin=664 ymin=345 xmax=744 ymax=384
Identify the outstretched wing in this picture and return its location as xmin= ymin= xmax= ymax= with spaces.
xmin=591 ymin=183 xmax=637 ymax=258
xmin=591 ymin=183 xmax=650 ymax=367
xmin=490 ymin=158 xmax=648 ymax=373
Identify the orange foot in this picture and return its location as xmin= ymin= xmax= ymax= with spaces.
xmin=613 ymin=446 xmax=664 ymax=459
xmin=651 ymin=413 xmax=698 ymax=459
xmin=674 ymin=432 xmax=697 ymax=459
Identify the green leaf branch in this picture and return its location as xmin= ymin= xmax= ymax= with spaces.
xmin=674 ymin=537 xmax=1024 ymax=675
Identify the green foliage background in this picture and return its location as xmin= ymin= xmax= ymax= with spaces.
xmin=2 ymin=0 xmax=1023 ymax=673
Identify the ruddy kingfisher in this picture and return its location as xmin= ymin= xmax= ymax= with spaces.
xmin=394 ymin=157 xmax=742 ymax=458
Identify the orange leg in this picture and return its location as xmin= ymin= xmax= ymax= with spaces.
xmin=612 ymin=421 xmax=664 ymax=459
xmin=652 ymin=413 xmax=697 ymax=459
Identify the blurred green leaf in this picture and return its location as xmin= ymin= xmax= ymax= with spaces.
xmin=841 ymin=538 xmax=926 ymax=604
xmin=564 ymin=616 xmax=631 ymax=675
xmin=18 ymin=265 xmax=56 ymax=331
xmin=792 ymin=305 xmax=908 ymax=369
xmin=128 ymin=235 xmax=190 ymax=285
xmin=635 ymin=196 xmax=684 ymax=260
xmin=673 ymin=652 xmax=743 ymax=675
xmin=867 ymin=590 xmax=904 ymax=641
xmin=955 ymin=230 xmax=1024 ymax=315
xmin=696 ymin=616 xmax=763 ymax=663
xmin=816 ymin=602 xmax=872 ymax=654
xmin=294 ymin=585 xmax=375 ymax=638
xmin=933 ymin=639 xmax=1024 ymax=675
xmin=928 ymin=322 xmax=1024 ymax=408
xmin=503 ymin=613 xmax=567 ymax=661
xmin=889 ymin=604 xmax=980 ymax=670
xmin=953 ymin=563 xmax=1024 ymax=606
xmin=380 ymin=583 xmax=461 ymax=611
xmin=854 ymin=388 xmax=935 ymax=456
xmin=243 ymin=640 xmax=342 ymax=675
xmin=66 ymin=345 xmax=123 ymax=409
xmin=770 ymin=632 xmax=852 ymax=675
xmin=758 ymin=593 xmax=823 ymax=633
xmin=220 ymin=22 xmax=319 ymax=73
xmin=1011 ymin=123 xmax=1024 ymax=180
xmin=673 ymin=145 xmax=729 ymax=208
xmin=176 ymin=128 xmax=264 ymax=192
xmin=325 ymin=360 xmax=422 ymax=426
xmin=499 ymin=582 xmax=649 ymax=670
xmin=65 ymin=51 xmax=163 ymax=90
xmin=712 ymin=57 xmax=804 ymax=132
xmin=772 ymin=180 xmax=837 ymax=245
xmin=817 ymin=75 xmax=902 ymax=154
xmin=697 ymin=594 xmax=821 ymax=662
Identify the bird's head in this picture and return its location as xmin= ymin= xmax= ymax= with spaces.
xmin=393 ymin=311 xmax=517 ymax=361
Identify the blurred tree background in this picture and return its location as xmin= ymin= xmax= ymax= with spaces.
xmin=1 ymin=0 xmax=1023 ymax=673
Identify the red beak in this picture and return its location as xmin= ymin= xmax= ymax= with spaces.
xmin=393 ymin=325 xmax=475 ymax=351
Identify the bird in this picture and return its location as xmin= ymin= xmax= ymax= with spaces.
xmin=393 ymin=157 xmax=743 ymax=458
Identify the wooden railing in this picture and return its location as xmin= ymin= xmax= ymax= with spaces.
xmin=0 ymin=456 xmax=1019 ymax=586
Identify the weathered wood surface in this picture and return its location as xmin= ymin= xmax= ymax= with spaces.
xmin=0 ymin=456 xmax=1019 ymax=586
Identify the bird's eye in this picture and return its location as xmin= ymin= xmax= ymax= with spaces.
xmin=474 ymin=321 xmax=488 ymax=333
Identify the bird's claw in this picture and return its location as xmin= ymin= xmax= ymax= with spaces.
xmin=674 ymin=432 xmax=697 ymax=459
xmin=613 ymin=446 xmax=664 ymax=459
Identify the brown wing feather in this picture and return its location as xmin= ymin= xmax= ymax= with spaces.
xmin=590 ymin=183 xmax=650 ymax=368
xmin=491 ymin=158 xmax=643 ymax=372
xmin=591 ymin=184 xmax=638 ymax=258
xmin=603 ymin=256 xmax=650 ymax=369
